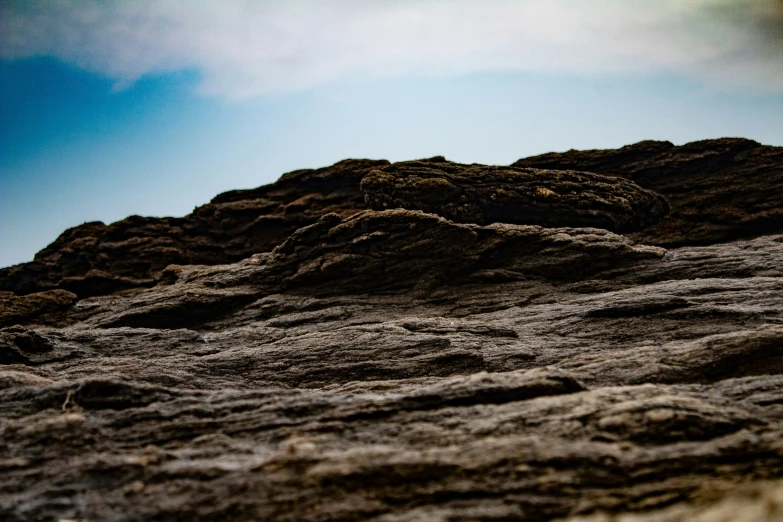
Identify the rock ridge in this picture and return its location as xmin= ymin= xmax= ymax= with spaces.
xmin=3 ymin=137 xmax=781 ymax=298
xmin=1 ymin=138 xmax=783 ymax=521
xmin=361 ymin=160 xmax=670 ymax=232
xmin=514 ymin=138 xmax=783 ymax=247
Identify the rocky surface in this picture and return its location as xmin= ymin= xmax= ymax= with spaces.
xmin=0 ymin=159 xmax=387 ymax=298
xmin=3 ymin=138 xmax=781 ymax=299
xmin=2 ymin=139 xmax=783 ymax=521
xmin=0 ymin=290 xmax=77 ymax=329
xmin=514 ymin=138 xmax=783 ymax=247
xmin=565 ymin=479 xmax=783 ymax=522
xmin=361 ymin=159 xmax=670 ymax=232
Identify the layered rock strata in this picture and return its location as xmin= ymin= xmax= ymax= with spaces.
xmin=361 ymin=159 xmax=670 ymax=232
xmin=514 ymin=138 xmax=783 ymax=247
xmin=1 ymin=139 xmax=782 ymax=521
xmin=0 ymin=159 xmax=387 ymax=297
xmin=2 ymin=138 xmax=781 ymax=298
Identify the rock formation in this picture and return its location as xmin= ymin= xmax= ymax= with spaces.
xmin=361 ymin=158 xmax=670 ymax=232
xmin=1 ymin=138 xmax=782 ymax=521
xmin=513 ymin=138 xmax=783 ymax=247
xmin=0 ymin=159 xmax=387 ymax=297
xmin=3 ymin=137 xmax=780 ymax=298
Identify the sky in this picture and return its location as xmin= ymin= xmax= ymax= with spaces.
xmin=1 ymin=0 xmax=783 ymax=268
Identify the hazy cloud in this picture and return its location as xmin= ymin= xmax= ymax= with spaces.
xmin=2 ymin=0 xmax=782 ymax=98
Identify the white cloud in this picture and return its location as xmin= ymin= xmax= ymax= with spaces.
xmin=2 ymin=0 xmax=782 ymax=98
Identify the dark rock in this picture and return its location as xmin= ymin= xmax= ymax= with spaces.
xmin=79 ymin=210 xmax=664 ymax=331
xmin=513 ymin=138 xmax=783 ymax=246
xmin=361 ymin=160 xmax=670 ymax=232
xmin=0 ymin=159 xmax=388 ymax=297
xmin=0 ymin=289 xmax=77 ymax=327
xmin=1 ymin=140 xmax=783 ymax=521
xmin=5 ymin=137 xmax=776 ymax=299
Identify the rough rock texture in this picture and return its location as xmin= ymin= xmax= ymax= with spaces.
xmin=564 ymin=479 xmax=783 ymax=522
xmin=4 ymin=137 xmax=780 ymax=299
xmin=0 ymin=290 xmax=78 ymax=329
xmin=0 ymin=159 xmax=387 ymax=298
xmin=2 ymin=139 xmax=783 ymax=521
xmin=361 ymin=158 xmax=670 ymax=232
xmin=513 ymin=138 xmax=783 ymax=247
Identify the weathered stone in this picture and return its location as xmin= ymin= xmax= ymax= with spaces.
xmin=5 ymin=137 xmax=779 ymax=298
xmin=0 ymin=159 xmax=388 ymax=297
xmin=0 ymin=289 xmax=77 ymax=328
xmin=563 ymin=478 xmax=783 ymax=522
xmin=513 ymin=138 xmax=783 ymax=246
xmin=1 ymin=141 xmax=783 ymax=521
xmin=361 ymin=159 xmax=670 ymax=232
xmin=72 ymin=210 xmax=663 ymax=331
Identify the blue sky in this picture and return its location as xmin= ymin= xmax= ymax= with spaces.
xmin=2 ymin=0 xmax=783 ymax=268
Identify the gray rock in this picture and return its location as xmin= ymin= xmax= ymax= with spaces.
xmin=1 ymin=205 xmax=783 ymax=520
xmin=1 ymin=144 xmax=783 ymax=521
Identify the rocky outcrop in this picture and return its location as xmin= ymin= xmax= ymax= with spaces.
xmin=1 ymin=138 xmax=783 ymax=521
xmin=513 ymin=138 xmax=783 ymax=247
xmin=5 ymin=138 xmax=781 ymax=299
xmin=2 ymin=217 xmax=783 ymax=520
xmin=361 ymin=159 xmax=670 ymax=232
xmin=0 ymin=159 xmax=387 ymax=297
xmin=70 ymin=209 xmax=665 ymax=332
xmin=3 ymin=366 xmax=781 ymax=521
xmin=0 ymin=290 xmax=77 ymax=328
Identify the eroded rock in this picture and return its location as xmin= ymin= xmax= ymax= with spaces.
xmin=0 ymin=289 xmax=77 ymax=327
xmin=0 ymin=159 xmax=388 ymax=297
xmin=514 ymin=138 xmax=783 ymax=246
xmin=563 ymin=478 xmax=783 ymax=522
xmin=74 ymin=210 xmax=664 ymax=330
xmin=361 ymin=159 xmax=670 ymax=232
xmin=1 ymin=141 xmax=783 ymax=521
xmin=5 ymin=137 xmax=777 ymax=298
